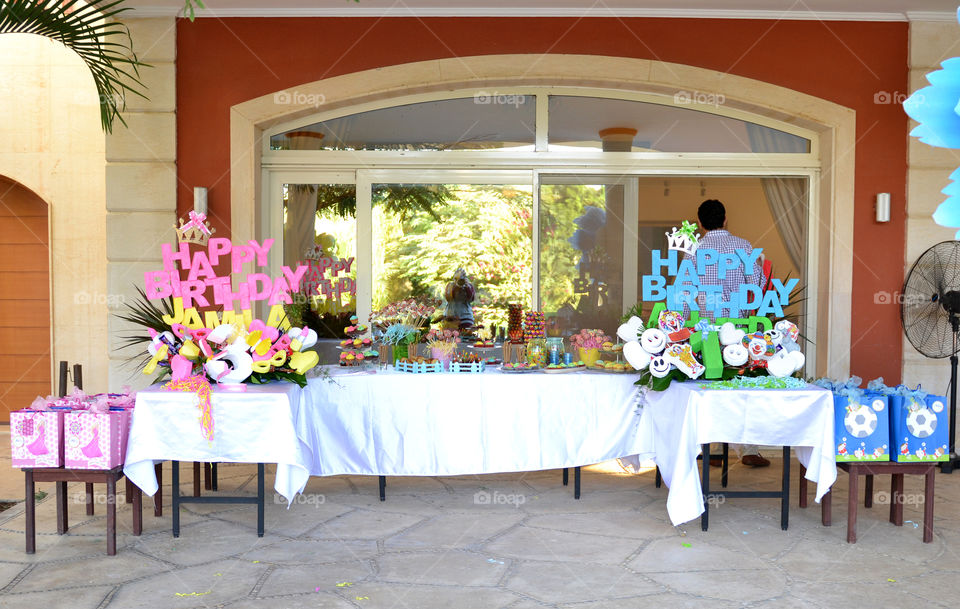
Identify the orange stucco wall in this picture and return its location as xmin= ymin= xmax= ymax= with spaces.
xmin=176 ymin=17 xmax=909 ymax=382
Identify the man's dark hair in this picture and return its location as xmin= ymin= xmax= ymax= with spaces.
xmin=697 ymin=199 xmax=726 ymax=231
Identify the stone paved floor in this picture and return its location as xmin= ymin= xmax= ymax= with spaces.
xmin=1 ymin=431 xmax=959 ymax=608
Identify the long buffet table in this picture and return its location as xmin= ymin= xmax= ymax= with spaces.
xmin=298 ymin=366 xmax=645 ymax=476
xmin=123 ymin=367 xmax=837 ymax=533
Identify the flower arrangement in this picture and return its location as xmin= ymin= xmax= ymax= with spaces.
xmin=118 ymin=288 xmax=320 ymax=388
xmin=569 ymin=329 xmax=612 ymax=351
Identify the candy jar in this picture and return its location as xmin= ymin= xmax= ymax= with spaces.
xmin=526 ymin=338 xmax=547 ymax=368
xmin=546 ymin=337 xmax=565 ymax=365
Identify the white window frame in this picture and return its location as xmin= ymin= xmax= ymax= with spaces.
xmin=262 ymin=87 xmax=820 ymax=371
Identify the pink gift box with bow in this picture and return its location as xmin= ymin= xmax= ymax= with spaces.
xmin=64 ymin=409 xmax=130 ymax=470
xmin=10 ymin=410 xmax=66 ymax=468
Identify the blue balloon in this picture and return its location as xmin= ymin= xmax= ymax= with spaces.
xmin=906 ymin=13 xmax=960 ymax=234
xmin=933 ymin=168 xmax=960 ymax=236
xmin=904 ymin=57 xmax=960 ymax=149
xmin=568 ymin=228 xmax=597 ymax=253
xmin=574 ymin=206 xmax=606 ymax=233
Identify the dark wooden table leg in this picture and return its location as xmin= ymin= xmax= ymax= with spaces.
xmin=890 ymin=473 xmax=904 ymax=525
xmin=56 ymin=480 xmax=68 ymax=535
xmin=193 ymin=462 xmax=201 ymax=497
xmin=923 ymin=467 xmax=935 ymax=543
xmin=25 ymin=471 xmax=35 ymax=554
xmin=864 ymin=474 xmax=873 ymax=508
xmin=378 ymin=476 xmax=386 ymax=502
xmin=562 ymin=467 xmax=568 ymax=486
xmin=211 ymin=463 xmax=218 ymax=491
xmin=655 ymin=466 xmax=662 ymax=488
xmin=172 ymin=460 xmax=181 ymax=538
xmin=799 ymin=464 xmax=808 ymax=508
xmin=86 ymin=482 xmax=95 ymax=515
xmin=154 ymin=462 xmax=163 ymax=517
xmin=781 ymin=446 xmax=790 ymax=530
xmin=847 ymin=464 xmax=859 ymax=543
xmin=204 ymin=463 xmax=212 ymax=491
xmin=257 ymin=463 xmax=265 ymax=538
xmin=125 ymin=478 xmax=133 ymax=504
xmin=574 ymin=466 xmax=581 ymax=500
xmin=132 ymin=482 xmax=142 ymax=536
xmin=701 ymin=443 xmax=710 ymax=532
xmin=106 ymin=474 xmax=117 ymax=555
xmin=822 ymin=489 xmax=832 ymax=526
xmin=721 ymin=443 xmax=729 ymax=489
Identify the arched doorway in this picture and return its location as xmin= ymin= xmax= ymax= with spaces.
xmin=231 ymin=54 xmax=856 ymax=377
xmin=0 ymin=176 xmax=51 ymax=422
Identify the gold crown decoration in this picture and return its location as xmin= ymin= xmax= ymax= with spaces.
xmin=176 ymin=211 xmax=215 ymax=246
xmin=665 ymin=220 xmax=700 ymax=256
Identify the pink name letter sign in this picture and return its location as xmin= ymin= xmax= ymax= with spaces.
xmin=143 ymin=238 xmax=308 ymax=329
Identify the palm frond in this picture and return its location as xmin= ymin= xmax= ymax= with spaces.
xmin=0 ymin=0 xmax=149 ymax=133
xmin=116 ymin=286 xmax=175 ymax=333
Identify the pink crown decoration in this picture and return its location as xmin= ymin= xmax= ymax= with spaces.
xmin=176 ymin=211 xmax=215 ymax=246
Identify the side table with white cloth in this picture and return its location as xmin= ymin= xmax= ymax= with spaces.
xmin=301 ymin=366 xmax=645 ymax=497
xmin=635 ymin=381 xmax=836 ymax=530
xmin=124 ymin=382 xmax=313 ymax=537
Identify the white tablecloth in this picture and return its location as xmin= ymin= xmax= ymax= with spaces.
xmin=635 ymin=381 xmax=836 ymax=526
xmin=300 ymin=366 xmax=643 ymax=476
xmin=124 ymin=383 xmax=312 ymax=503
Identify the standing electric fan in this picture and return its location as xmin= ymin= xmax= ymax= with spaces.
xmin=901 ymin=240 xmax=960 ymax=473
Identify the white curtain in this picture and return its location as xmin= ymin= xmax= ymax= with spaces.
xmin=746 ymin=125 xmax=808 ymax=271
xmin=282 ymin=132 xmax=324 ymax=266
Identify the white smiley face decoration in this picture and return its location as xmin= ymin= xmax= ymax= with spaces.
xmin=623 ymin=341 xmax=653 ymax=370
xmin=764 ymin=329 xmax=783 ymax=347
xmin=640 ymin=328 xmax=667 ymax=354
xmin=766 ymin=351 xmax=796 ymax=377
xmin=718 ymin=322 xmax=746 ymax=346
xmin=722 ymin=343 xmax=749 ymax=367
xmin=649 ymin=355 xmax=672 ymax=378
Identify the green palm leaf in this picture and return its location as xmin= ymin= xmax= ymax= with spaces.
xmin=0 ymin=0 xmax=148 ymax=133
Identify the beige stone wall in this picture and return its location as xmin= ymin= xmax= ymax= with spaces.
xmin=904 ymin=21 xmax=960 ymax=394
xmin=104 ymin=18 xmax=178 ymax=392
xmin=0 ymin=34 xmax=108 ymax=394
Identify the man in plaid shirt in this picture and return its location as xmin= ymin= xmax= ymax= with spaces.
xmin=684 ymin=200 xmax=765 ymax=318
xmin=685 ymin=199 xmax=769 ymax=467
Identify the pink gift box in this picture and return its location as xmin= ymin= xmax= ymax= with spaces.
xmin=11 ymin=410 xmax=65 ymax=468
xmin=64 ymin=410 xmax=130 ymax=470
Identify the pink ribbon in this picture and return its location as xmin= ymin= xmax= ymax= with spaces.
xmin=182 ymin=210 xmax=212 ymax=235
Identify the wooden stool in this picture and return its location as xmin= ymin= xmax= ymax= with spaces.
xmin=799 ymin=461 xmax=936 ymax=543
xmin=24 ymin=466 xmax=142 ymax=556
